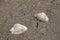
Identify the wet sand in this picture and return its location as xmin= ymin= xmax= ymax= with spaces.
xmin=0 ymin=0 xmax=60 ymax=40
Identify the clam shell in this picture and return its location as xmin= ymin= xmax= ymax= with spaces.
xmin=10 ymin=23 xmax=28 ymax=34
xmin=34 ymin=12 xmax=49 ymax=22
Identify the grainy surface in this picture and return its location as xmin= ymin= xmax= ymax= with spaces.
xmin=0 ymin=0 xmax=60 ymax=40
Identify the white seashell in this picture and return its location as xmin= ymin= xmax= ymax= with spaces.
xmin=10 ymin=23 xmax=28 ymax=34
xmin=34 ymin=12 xmax=49 ymax=22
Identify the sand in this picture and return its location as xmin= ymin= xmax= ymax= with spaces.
xmin=0 ymin=0 xmax=60 ymax=40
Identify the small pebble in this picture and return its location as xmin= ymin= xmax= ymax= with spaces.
xmin=10 ymin=23 xmax=28 ymax=34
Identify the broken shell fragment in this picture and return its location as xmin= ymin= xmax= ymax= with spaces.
xmin=10 ymin=23 xmax=28 ymax=34
xmin=34 ymin=12 xmax=49 ymax=22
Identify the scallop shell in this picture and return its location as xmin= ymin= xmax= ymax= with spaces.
xmin=34 ymin=12 xmax=49 ymax=22
xmin=10 ymin=23 xmax=28 ymax=34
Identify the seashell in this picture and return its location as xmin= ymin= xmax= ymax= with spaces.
xmin=10 ymin=23 xmax=28 ymax=34
xmin=34 ymin=12 xmax=49 ymax=22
